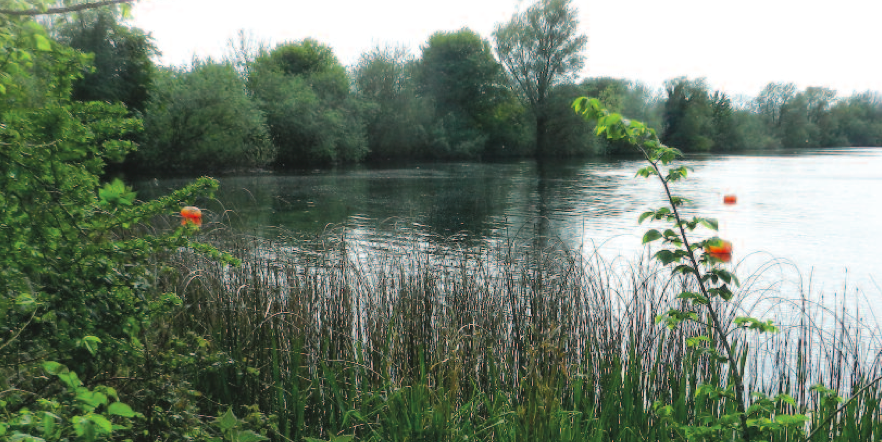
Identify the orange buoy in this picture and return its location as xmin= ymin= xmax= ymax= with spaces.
xmin=180 ymin=206 xmax=202 ymax=227
xmin=707 ymin=251 xmax=732 ymax=263
xmin=705 ymin=239 xmax=732 ymax=255
xmin=723 ymin=195 xmax=737 ymax=205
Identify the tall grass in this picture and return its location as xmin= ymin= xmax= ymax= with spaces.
xmin=157 ymin=222 xmax=882 ymax=441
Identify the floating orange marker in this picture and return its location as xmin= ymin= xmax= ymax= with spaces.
xmin=180 ymin=206 xmax=202 ymax=227
xmin=707 ymin=251 xmax=732 ymax=263
xmin=705 ymin=239 xmax=732 ymax=255
xmin=723 ymin=195 xmax=737 ymax=205
xmin=705 ymin=239 xmax=732 ymax=262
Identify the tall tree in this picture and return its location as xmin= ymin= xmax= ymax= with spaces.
xmin=493 ymin=0 xmax=587 ymax=156
xmin=662 ymin=77 xmax=715 ymax=151
xmin=756 ymin=82 xmax=797 ymax=128
xmin=55 ymin=9 xmax=156 ymax=112
xmin=249 ymin=39 xmax=368 ymax=166
xmin=353 ymin=45 xmax=432 ymax=159
xmin=418 ymin=28 xmax=511 ymax=157
xmin=419 ymin=29 xmax=506 ymax=122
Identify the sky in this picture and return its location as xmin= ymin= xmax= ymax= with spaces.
xmin=129 ymin=0 xmax=882 ymax=99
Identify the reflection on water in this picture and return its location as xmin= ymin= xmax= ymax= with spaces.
xmin=136 ymin=147 xmax=882 ymax=307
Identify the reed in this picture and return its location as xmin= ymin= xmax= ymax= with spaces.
xmin=156 ymin=222 xmax=882 ymax=441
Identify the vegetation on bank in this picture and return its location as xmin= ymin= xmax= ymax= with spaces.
xmin=41 ymin=0 xmax=882 ymax=174
xmin=3 ymin=1 xmax=882 ymax=441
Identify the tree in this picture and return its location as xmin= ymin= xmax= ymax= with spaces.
xmin=829 ymin=91 xmax=882 ymax=147
xmin=662 ymin=77 xmax=715 ymax=151
xmin=0 ymin=0 xmax=132 ymax=16
xmin=756 ymin=82 xmax=797 ymax=128
xmin=249 ymin=40 xmax=368 ymax=166
xmin=136 ymin=60 xmax=275 ymax=172
xmin=55 ymin=9 xmax=157 ymax=112
xmin=1 ymin=8 xmax=272 ymax=440
xmin=353 ymin=45 xmax=433 ymax=159
xmin=493 ymin=0 xmax=587 ymax=156
xmin=223 ymin=28 xmax=270 ymax=79
xmin=419 ymin=29 xmax=508 ymax=123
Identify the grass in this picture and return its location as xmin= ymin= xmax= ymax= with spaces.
xmin=154 ymin=220 xmax=882 ymax=441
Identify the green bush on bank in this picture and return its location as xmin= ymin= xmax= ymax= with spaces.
xmin=137 ymin=60 xmax=275 ymax=173
xmin=1 ymin=8 xmax=271 ymax=441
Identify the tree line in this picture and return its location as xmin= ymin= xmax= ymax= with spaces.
xmin=51 ymin=0 xmax=882 ymax=174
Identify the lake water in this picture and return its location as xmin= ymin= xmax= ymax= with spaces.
xmin=137 ymin=147 xmax=882 ymax=310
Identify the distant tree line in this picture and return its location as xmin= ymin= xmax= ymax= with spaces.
xmin=51 ymin=0 xmax=882 ymax=174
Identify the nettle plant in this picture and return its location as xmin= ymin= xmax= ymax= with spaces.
xmin=573 ymin=97 xmax=807 ymax=441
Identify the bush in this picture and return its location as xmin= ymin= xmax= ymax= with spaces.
xmin=136 ymin=60 xmax=274 ymax=173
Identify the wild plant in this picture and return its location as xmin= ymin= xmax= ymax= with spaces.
xmin=573 ymin=96 xmax=808 ymax=441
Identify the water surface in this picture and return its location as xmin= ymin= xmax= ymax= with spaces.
xmin=138 ymin=147 xmax=882 ymax=306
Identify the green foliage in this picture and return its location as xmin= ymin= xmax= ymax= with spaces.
xmin=494 ymin=0 xmax=588 ymax=155
xmin=137 ymin=60 xmax=275 ymax=173
xmin=663 ymin=77 xmax=716 ymax=151
xmin=573 ymin=96 xmax=817 ymax=441
xmin=416 ymin=28 xmax=529 ymax=158
xmin=54 ymin=8 xmax=157 ymax=112
xmin=249 ymin=39 xmax=368 ymax=166
xmin=0 ymin=9 xmax=272 ymax=441
xmin=353 ymin=45 xmax=433 ymax=159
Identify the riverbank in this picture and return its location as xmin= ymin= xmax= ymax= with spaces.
xmin=158 ymin=225 xmax=882 ymax=441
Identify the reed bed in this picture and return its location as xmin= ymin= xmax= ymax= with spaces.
xmin=156 ymin=222 xmax=882 ymax=441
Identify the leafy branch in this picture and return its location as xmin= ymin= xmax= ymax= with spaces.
xmin=573 ymin=97 xmax=782 ymax=441
xmin=0 ymin=0 xmax=132 ymax=17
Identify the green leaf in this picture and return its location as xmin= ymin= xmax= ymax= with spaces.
xmin=89 ymin=414 xmax=113 ymax=434
xmin=42 ymin=411 xmax=58 ymax=436
xmin=107 ymin=402 xmax=136 ymax=417
xmin=699 ymin=218 xmax=719 ymax=231
xmin=58 ymin=370 xmax=82 ymax=389
xmin=80 ymin=335 xmax=102 ymax=355
xmin=217 ymin=408 xmax=238 ymax=432
xmin=672 ymin=265 xmax=696 ymax=276
xmin=43 ymin=361 xmax=64 ymax=375
xmin=642 ymin=229 xmax=662 ymax=244
xmin=686 ymin=336 xmax=711 ymax=347
xmin=635 ymin=166 xmax=656 ymax=178
xmin=638 ymin=211 xmax=654 ymax=224
xmin=654 ymin=249 xmax=680 ymax=265
xmin=231 ymin=430 xmax=269 ymax=442
xmin=677 ymin=291 xmax=708 ymax=305
xmin=34 ymin=34 xmax=52 ymax=51
xmin=775 ymin=414 xmax=809 ymax=426
xmin=76 ymin=388 xmax=108 ymax=408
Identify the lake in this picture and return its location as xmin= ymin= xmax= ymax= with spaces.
xmin=137 ymin=147 xmax=882 ymax=311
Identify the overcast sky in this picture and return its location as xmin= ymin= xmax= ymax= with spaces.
xmin=129 ymin=0 xmax=882 ymax=98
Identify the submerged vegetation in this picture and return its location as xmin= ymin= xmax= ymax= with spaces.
xmin=2 ymin=1 xmax=882 ymax=441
